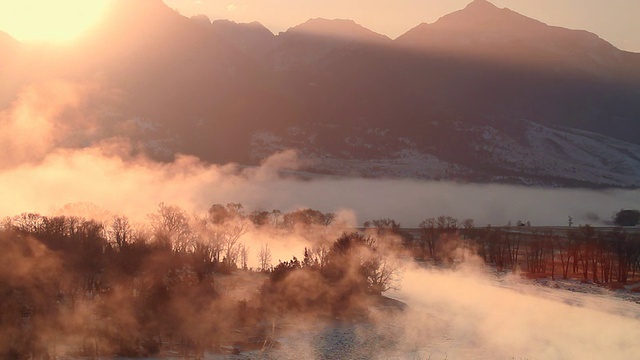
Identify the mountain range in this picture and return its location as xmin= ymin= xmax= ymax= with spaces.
xmin=1 ymin=0 xmax=639 ymax=187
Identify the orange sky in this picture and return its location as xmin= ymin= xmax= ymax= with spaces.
xmin=163 ymin=0 xmax=640 ymax=52
xmin=0 ymin=0 xmax=637 ymax=51
xmin=0 ymin=0 xmax=110 ymax=44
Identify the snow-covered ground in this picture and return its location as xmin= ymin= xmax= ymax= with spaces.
xmin=250 ymin=120 xmax=640 ymax=187
xmin=480 ymin=121 xmax=640 ymax=187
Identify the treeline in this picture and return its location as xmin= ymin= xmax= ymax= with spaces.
xmin=2 ymin=204 xmax=639 ymax=359
xmin=410 ymin=217 xmax=640 ymax=284
xmin=0 ymin=203 xmax=399 ymax=359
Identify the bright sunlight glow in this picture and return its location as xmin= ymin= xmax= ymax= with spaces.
xmin=0 ymin=0 xmax=111 ymax=44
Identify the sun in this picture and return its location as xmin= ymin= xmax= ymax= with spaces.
xmin=0 ymin=0 xmax=111 ymax=44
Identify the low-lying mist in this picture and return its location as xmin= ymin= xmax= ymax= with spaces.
xmin=262 ymin=262 xmax=640 ymax=360
xmin=1 ymin=144 xmax=638 ymax=227
xmin=383 ymin=265 xmax=640 ymax=360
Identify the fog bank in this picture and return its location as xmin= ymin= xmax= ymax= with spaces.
xmin=385 ymin=266 xmax=640 ymax=360
xmin=1 ymin=145 xmax=638 ymax=226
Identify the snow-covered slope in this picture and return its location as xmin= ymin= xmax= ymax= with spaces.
xmin=250 ymin=119 xmax=640 ymax=187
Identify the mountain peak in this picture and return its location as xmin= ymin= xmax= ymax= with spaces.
xmin=191 ymin=14 xmax=212 ymax=27
xmin=290 ymin=18 xmax=361 ymax=34
xmin=284 ymin=18 xmax=389 ymax=43
xmin=465 ymin=0 xmax=498 ymax=11
xmin=397 ymin=0 xmax=544 ymax=45
xmin=465 ymin=0 xmax=500 ymax=11
xmin=212 ymin=19 xmax=270 ymax=30
xmin=429 ymin=0 xmax=545 ymax=33
xmin=211 ymin=20 xmax=274 ymax=40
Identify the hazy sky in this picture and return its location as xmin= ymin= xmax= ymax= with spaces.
xmin=0 ymin=0 xmax=637 ymax=51
xmin=163 ymin=0 xmax=640 ymax=52
xmin=0 ymin=0 xmax=110 ymax=43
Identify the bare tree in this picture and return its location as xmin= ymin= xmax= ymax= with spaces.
xmin=364 ymin=218 xmax=410 ymax=249
xmin=11 ymin=213 xmax=45 ymax=233
xmin=313 ymin=242 xmax=331 ymax=270
xmin=283 ymin=208 xmax=335 ymax=228
xmin=239 ymin=242 xmax=250 ymax=270
xmin=326 ymin=232 xmax=402 ymax=295
xmin=249 ymin=210 xmax=270 ymax=227
xmin=220 ymin=222 xmax=247 ymax=266
xmin=192 ymin=214 xmax=225 ymax=266
xmin=556 ymin=235 xmax=572 ymax=279
xmin=109 ymin=216 xmax=133 ymax=251
xmin=364 ymin=248 xmax=402 ymax=294
xmin=364 ymin=218 xmax=401 ymax=232
xmin=321 ymin=212 xmax=336 ymax=226
xmin=461 ymin=218 xmax=475 ymax=239
xmin=208 ymin=203 xmax=249 ymax=267
xmin=149 ymin=203 xmax=193 ymax=252
xmin=437 ymin=215 xmax=459 ymax=232
xmin=419 ymin=218 xmax=438 ymax=259
xmin=258 ymin=242 xmax=273 ymax=271
xmin=269 ymin=209 xmax=283 ymax=228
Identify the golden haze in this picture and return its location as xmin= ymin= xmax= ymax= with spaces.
xmin=0 ymin=0 xmax=110 ymax=43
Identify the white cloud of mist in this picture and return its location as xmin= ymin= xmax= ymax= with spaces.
xmin=1 ymin=144 xmax=637 ymax=227
xmin=386 ymin=265 xmax=640 ymax=360
xmin=248 ymin=255 xmax=640 ymax=359
xmin=0 ymin=80 xmax=113 ymax=169
xmin=0 ymin=81 xmax=82 ymax=168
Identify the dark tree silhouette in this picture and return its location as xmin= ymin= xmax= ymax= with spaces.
xmin=614 ymin=209 xmax=640 ymax=227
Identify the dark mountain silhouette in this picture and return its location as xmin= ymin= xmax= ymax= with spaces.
xmin=210 ymin=19 xmax=276 ymax=62
xmin=66 ymin=0 xmax=297 ymax=163
xmin=397 ymin=0 xmax=639 ymax=80
xmin=391 ymin=0 xmax=640 ymax=142
xmin=267 ymin=18 xmax=392 ymax=70
xmin=2 ymin=0 xmax=639 ymax=186
xmin=285 ymin=18 xmax=389 ymax=41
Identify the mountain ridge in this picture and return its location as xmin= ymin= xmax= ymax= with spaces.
xmin=1 ymin=0 xmax=639 ymax=187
